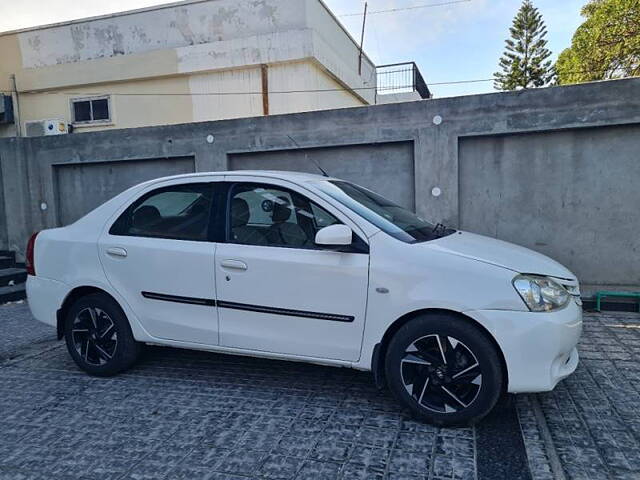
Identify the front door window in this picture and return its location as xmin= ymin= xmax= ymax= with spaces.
xmin=228 ymin=183 xmax=339 ymax=248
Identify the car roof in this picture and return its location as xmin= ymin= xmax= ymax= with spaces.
xmin=148 ymin=170 xmax=334 ymax=184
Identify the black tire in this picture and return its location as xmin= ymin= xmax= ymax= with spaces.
xmin=64 ymin=293 xmax=141 ymax=377
xmin=385 ymin=313 xmax=503 ymax=426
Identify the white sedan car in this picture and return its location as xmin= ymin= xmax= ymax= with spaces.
xmin=27 ymin=171 xmax=582 ymax=425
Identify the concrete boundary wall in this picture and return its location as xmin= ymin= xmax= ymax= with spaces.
xmin=1 ymin=78 xmax=639 ymax=292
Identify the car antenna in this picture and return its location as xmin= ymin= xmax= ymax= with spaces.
xmin=286 ymin=135 xmax=330 ymax=177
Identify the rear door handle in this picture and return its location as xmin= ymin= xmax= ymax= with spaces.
xmin=106 ymin=247 xmax=128 ymax=258
xmin=221 ymin=259 xmax=248 ymax=271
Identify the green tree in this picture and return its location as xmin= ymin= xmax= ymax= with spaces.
xmin=556 ymin=0 xmax=640 ymax=85
xmin=494 ymin=0 xmax=553 ymax=90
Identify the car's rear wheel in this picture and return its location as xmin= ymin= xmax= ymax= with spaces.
xmin=385 ymin=313 xmax=503 ymax=426
xmin=64 ymin=293 xmax=141 ymax=376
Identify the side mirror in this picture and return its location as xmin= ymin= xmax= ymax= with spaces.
xmin=315 ymin=224 xmax=353 ymax=247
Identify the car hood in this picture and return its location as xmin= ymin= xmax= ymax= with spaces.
xmin=427 ymin=231 xmax=576 ymax=280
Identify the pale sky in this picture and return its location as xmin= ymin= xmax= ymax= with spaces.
xmin=0 ymin=0 xmax=586 ymax=97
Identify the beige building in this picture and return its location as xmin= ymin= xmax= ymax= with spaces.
xmin=0 ymin=0 xmax=429 ymax=138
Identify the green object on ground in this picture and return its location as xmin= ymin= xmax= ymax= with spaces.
xmin=595 ymin=291 xmax=640 ymax=312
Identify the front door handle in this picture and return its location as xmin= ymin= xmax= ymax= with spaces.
xmin=220 ymin=259 xmax=248 ymax=271
xmin=106 ymin=247 xmax=128 ymax=258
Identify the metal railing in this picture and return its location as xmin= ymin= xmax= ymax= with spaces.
xmin=376 ymin=62 xmax=431 ymax=99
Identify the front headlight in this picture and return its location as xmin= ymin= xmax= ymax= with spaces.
xmin=512 ymin=274 xmax=570 ymax=312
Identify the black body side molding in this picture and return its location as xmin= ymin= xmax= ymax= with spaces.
xmin=141 ymin=291 xmax=216 ymax=306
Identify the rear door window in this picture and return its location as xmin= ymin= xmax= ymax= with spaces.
xmin=110 ymin=183 xmax=214 ymax=241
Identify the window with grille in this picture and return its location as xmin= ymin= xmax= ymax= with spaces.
xmin=71 ymin=96 xmax=111 ymax=124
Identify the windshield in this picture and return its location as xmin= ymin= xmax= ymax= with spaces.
xmin=317 ymin=181 xmax=455 ymax=243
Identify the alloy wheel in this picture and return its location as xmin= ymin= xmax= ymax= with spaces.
xmin=71 ymin=307 xmax=118 ymax=366
xmin=400 ymin=334 xmax=482 ymax=413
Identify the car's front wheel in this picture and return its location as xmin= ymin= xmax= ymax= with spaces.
xmin=385 ymin=313 xmax=503 ymax=426
xmin=64 ymin=293 xmax=141 ymax=377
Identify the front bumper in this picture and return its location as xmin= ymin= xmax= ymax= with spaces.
xmin=465 ymin=299 xmax=582 ymax=393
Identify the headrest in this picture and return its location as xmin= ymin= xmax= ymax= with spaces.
xmin=132 ymin=205 xmax=161 ymax=228
xmin=231 ymin=198 xmax=250 ymax=227
xmin=272 ymin=196 xmax=292 ymax=223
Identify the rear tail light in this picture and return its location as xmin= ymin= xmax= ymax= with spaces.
xmin=26 ymin=231 xmax=39 ymax=276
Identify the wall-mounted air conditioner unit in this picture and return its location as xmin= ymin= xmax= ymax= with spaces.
xmin=25 ymin=119 xmax=69 ymax=137
xmin=0 ymin=95 xmax=14 ymax=124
